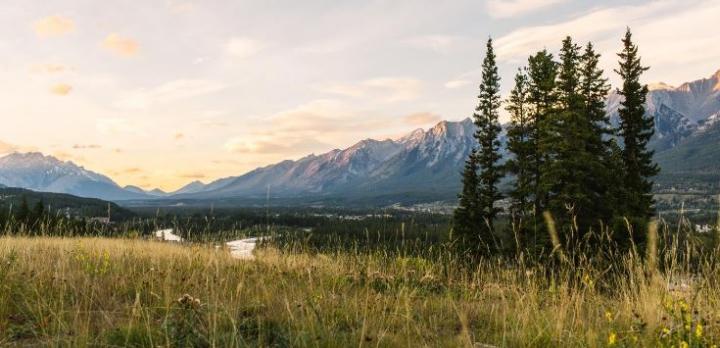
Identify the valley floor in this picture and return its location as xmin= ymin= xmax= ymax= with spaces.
xmin=0 ymin=237 xmax=718 ymax=347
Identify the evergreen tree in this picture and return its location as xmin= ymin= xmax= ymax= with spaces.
xmin=473 ymin=38 xmax=503 ymax=245
xmin=525 ymin=50 xmax=558 ymax=251
xmin=16 ymin=196 xmax=30 ymax=223
xmin=32 ymin=200 xmax=45 ymax=225
xmin=605 ymin=139 xmax=627 ymax=220
xmin=540 ymin=36 xmax=586 ymax=223
xmin=579 ymin=42 xmax=614 ymax=223
xmin=505 ymin=68 xmax=534 ymax=244
xmin=526 ymin=50 xmax=558 ymax=217
xmin=541 ymin=36 xmax=612 ymax=236
xmin=615 ymin=28 xmax=659 ymax=218
xmin=453 ymin=149 xmax=480 ymax=243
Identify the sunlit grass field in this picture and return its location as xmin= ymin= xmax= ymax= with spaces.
xmin=0 ymin=234 xmax=718 ymax=347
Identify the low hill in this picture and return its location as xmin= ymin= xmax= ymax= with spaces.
xmin=0 ymin=187 xmax=136 ymax=221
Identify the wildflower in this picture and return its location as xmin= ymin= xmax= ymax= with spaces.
xmin=605 ymin=310 xmax=613 ymax=322
xmin=661 ymin=327 xmax=671 ymax=336
xmin=608 ymin=331 xmax=617 ymax=346
xmin=680 ymin=341 xmax=689 ymax=348
xmin=695 ymin=323 xmax=703 ymax=338
xmin=678 ymin=299 xmax=689 ymax=312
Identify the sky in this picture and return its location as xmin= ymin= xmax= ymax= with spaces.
xmin=1 ymin=0 xmax=719 ymax=191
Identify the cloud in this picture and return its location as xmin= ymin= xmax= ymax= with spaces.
xmin=0 ymin=140 xmax=18 ymax=155
xmin=50 ymin=83 xmax=72 ymax=96
xmin=223 ymin=99 xmax=375 ymax=155
xmin=122 ymin=167 xmax=142 ymax=174
xmin=225 ymin=38 xmax=264 ymax=59
xmin=102 ymin=34 xmax=140 ymax=57
xmin=493 ymin=0 xmax=720 ymax=85
xmin=96 ymin=118 xmax=136 ymax=135
xmin=494 ymin=1 xmax=677 ymax=61
xmin=115 ymin=79 xmax=228 ymax=109
xmin=167 ymin=1 xmax=195 ymax=13
xmin=33 ymin=15 xmax=75 ymax=38
xmin=180 ymin=172 xmax=205 ymax=179
xmin=319 ymin=84 xmax=366 ymax=98
xmin=224 ymin=136 xmax=330 ymax=155
xmin=363 ymin=78 xmax=423 ymax=102
xmin=444 ymin=80 xmax=473 ymax=89
xmin=403 ymin=112 xmax=441 ymax=126
xmin=72 ymin=144 xmax=101 ymax=149
xmin=405 ymin=35 xmax=466 ymax=53
xmin=199 ymin=119 xmax=229 ymax=127
xmin=320 ymin=77 xmax=423 ymax=102
xmin=486 ymin=0 xmax=568 ymax=18
xmin=31 ymin=63 xmax=70 ymax=74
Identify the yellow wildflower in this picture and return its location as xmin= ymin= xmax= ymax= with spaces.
xmin=695 ymin=323 xmax=703 ymax=338
xmin=678 ymin=299 xmax=689 ymax=311
xmin=680 ymin=341 xmax=689 ymax=348
xmin=608 ymin=332 xmax=617 ymax=346
xmin=605 ymin=310 xmax=613 ymax=322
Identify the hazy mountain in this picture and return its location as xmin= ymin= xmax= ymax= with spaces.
xmin=655 ymin=111 xmax=720 ymax=187
xmin=171 ymin=180 xmax=207 ymax=195
xmin=124 ymin=185 xmax=149 ymax=195
xmin=171 ymin=69 xmax=719 ymax=204
xmin=607 ymin=69 xmax=720 ymax=152
xmin=0 ymin=152 xmax=150 ymax=201
xmin=124 ymin=185 xmax=172 ymax=197
xmin=646 ymin=70 xmax=720 ymax=122
xmin=148 ymin=188 xmax=168 ymax=196
xmin=173 ymin=118 xmax=484 ymax=202
xmin=3 ymin=70 xmax=718 ymax=206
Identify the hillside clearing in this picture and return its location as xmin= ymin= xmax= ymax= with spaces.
xmin=0 ymin=236 xmax=718 ymax=346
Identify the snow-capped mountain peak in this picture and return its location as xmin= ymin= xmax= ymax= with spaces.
xmin=0 ymin=152 xmax=150 ymax=201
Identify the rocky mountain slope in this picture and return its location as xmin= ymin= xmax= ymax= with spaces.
xmin=1 ymin=70 xmax=718 ymax=204
xmin=0 ymin=153 xmax=149 ymax=201
xmin=175 ymin=118 xmax=488 ymax=202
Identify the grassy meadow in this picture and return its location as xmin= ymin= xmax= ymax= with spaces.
xmin=1 ymin=225 xmax=719 ymax=347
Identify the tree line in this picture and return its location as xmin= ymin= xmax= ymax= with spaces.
xmin=454 ymin=29 xmax=659 ymax=256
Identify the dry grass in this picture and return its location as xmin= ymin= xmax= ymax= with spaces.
xmin=0 ymin=236 xmax=718 ymax=347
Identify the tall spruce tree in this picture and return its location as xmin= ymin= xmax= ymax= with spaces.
xmin=537 ymin=37 xmax=589 ymax=227
xmin=505 ymin=68 xmax=534 ymax=242
xmin=579 ymin=42 xmax=614 ymax=223
xmin=615 ymin=28 xmax=659 ymax=218
xmin=454 ymin=149 xmax=480 ymax=242
xmin=540 ymin=36 xmax=612 ymax=237
xmin=473 ymin=38 xmax=503 ymax=244
xmin=526 ymin=50 xmax=557 ymax=217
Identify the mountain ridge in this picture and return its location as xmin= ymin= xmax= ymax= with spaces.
xmin=1 ymin=69 xmax=719 ymax=204
xmin=0 ymin=152 xmax=151 ymax=201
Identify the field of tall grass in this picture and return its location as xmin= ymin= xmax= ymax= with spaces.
xmin=1 ymin=224 xmax=719 ymax=347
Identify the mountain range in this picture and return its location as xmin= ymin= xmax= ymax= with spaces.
xmin=0 ymin=153 xmax=150 ymax=201
xmin=1 ymin=69 xmax=718 ymax=205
